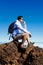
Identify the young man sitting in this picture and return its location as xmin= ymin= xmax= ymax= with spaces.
xmin=12 ymin=16 xmax=32 ymax=48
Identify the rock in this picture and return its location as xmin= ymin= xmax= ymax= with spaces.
xmin=0 ymin=41 xmax=43 ymax=65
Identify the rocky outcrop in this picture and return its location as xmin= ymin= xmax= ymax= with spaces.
xmin=0 ymin=41 xmax=43 ymax=65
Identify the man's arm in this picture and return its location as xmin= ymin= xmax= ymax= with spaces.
xmin=17 ymin=24 xmax=31 ymax=35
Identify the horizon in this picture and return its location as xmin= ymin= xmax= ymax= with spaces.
xmin=0 ymin=0 xmax=43 ymax=48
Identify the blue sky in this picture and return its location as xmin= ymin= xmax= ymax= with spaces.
xmin=0 ymin=0 xmax=43 ymax=44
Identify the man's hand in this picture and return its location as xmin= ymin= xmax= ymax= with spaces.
xmin=29 ymin=34 xmax=32 ymax=37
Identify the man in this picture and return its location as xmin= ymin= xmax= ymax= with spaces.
xmin=12 ymin=16 xmax=32 ymax=48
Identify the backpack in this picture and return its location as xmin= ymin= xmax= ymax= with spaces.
xmin=8 ymin=21 xmax=16 ymax=34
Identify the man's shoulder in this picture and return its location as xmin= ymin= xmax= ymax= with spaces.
xmin=15 ymin=20 xmax=21 ymax=24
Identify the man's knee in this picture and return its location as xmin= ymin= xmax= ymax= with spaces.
xmin=24 ymin=33 xmax=29 ymax=38
xmin=25 ymin=33 xmax=28 ymax=36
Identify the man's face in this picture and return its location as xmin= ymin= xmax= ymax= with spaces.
xmin=19 ymin=18 xmax=23 ymax=23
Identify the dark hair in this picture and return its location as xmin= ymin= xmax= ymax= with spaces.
xmin=17 ymin=16 xmax=23 ymax=20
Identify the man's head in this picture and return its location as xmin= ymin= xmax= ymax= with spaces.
xmin=17 ymin=16 xmax=23 ymax=23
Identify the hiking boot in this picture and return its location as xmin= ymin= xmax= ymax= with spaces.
xmin=21 ymin=44 xmax=28 ymax=49
xmin=28 ymin=42 xmax=35 ymax=47
xmin=30 ymin=42 xmax=35 ymax=45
